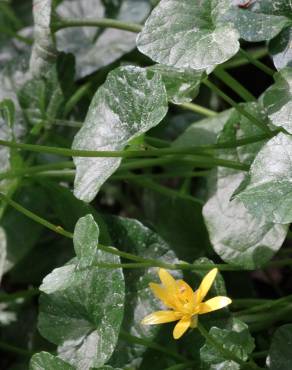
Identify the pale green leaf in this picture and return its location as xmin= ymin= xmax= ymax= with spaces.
xmin=73 ymin=66 xmax=168 ymax=202
xmin=73 ymin=214 xmax=99 ymax=261
xmin=261 ymin=68 xmax=292 ymax=133
xmin=137 ymin=0 xmax=240 ymax=71
xmin=0 ymin=227 xmax=6 ymax=283
xmin=30 ymin=352 xmax=74 ymax=370
xmin=236 ymin=132 xmax=292 ymax=224
xmin=38 ymin=216 xmax=125 ymax=370
xmin=269 ymin=27 xmax=292 ymax=70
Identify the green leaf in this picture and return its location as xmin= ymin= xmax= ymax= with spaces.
xmin=73 ymin=66 xmax=168 ymax=202
xmin=137 ymin=0 xmax=240 ymax=72
xmin=236 ymin=132 xmax=292 ymax=224
xmin=0 ymin=226 xmax=6 ymax=283
xmin=0 ymin=99 xmax=15 ymax=130
xmin=267 ymin=324 xmax=292 ymax=370
xmin=73 ymin=214 xmax=99 ymax=261
xmin=18 ymin=53 xmax=75 ymax=129
xmin=56 ymin=0 xmax=151 ymax=78
xmin=142 ymin=190 xmax=210 ymax=262
xmin=261 ymin=68 xmax=292 ymax=133
xmin=269 ymin=27 xmax=292 ymax=70
xmin=30 ymin=0 xmax=57 ymax=76
xmin=104 ymin=215 xmax=181 ymax=368
xmin=30 ymin=352 xmax=74 ymax=370
xmin=230 ymin=0 xmax=291 ymax=42
xmin=38 ymin=216 xmax=125 ymax=370
xmin=147 ymin=64 xmax=203 ymax=104
xmin=203 ymin=104 xmax=288 ymax=268
xmin=200 ymin=319 xmax=255 ymax=369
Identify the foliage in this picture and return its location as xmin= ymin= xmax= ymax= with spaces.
xmin=0 ymin=1 xmax=292 ymax=369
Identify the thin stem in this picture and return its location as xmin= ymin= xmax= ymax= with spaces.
xmin=197 ymin=323 xmax=262 ymax=370
xmin=0 ymin=288 xmax=39 ymax=303
xmin=0 ymin=192 xmax=73 ymax=239
xmin=0 ymin=26 xmax=33 ymax=45
xmin=129 ymin=177 xmax=204 ymax=205
xmin=239 ymin=48 xmax=275 ymax=77
xmin=213 ymin=67 xmax=256 ymax=102
xmin=204 ymin=80 xmax=271 ymax=134
xmin=120 ymin=331 xmax=186 ymax=362
xmin=52 ymin=18 xmax=143 ymax=33
xmin=224 ymin=47 xmax=268 ymax=69
xmin=64 ymin=82 xmax=92 ymax=117
xmin=0 ymin=341 xmax=34 ymax=357
xmin=179 ymin=102 xmax=217 ymax=117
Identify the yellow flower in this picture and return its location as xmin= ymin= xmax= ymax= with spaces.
xmin=141 ymin=268 xmax=231 ymax=339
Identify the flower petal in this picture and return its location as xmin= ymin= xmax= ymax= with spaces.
xmin=159 ymin=268 xmax=177 ymax=294
xmin=197 ymin=268 xmax=218 ymax=303
xmin=173 ymin=316 xmax=191 ymax=339
xmin=141 ymin=310 xmax=181 ymax=325
xmin=198 ymin=296 xmax=232 ymax=314
xmin=149 ymin=283 xmax=175 ymax=309
xmin=190 ymin=315 xmax=198 ymax=328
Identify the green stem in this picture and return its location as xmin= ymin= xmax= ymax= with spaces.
xmin=213 ymin=67 xmax=256 ymax=102
xmin=63 ymin=82 xmax=92 ymax=117
xmin=129 ymin=177 xmax=204 ymax=205
xmin=239 ymin=48 xmax=275 ymax=77
xmin=0 ymin=26 xmax=33 ymax=45
xmin=52 ymin=18 xmax=143 ymax=33
xmin=197 ymin=323 xmax=262 ymax=370
xmin=120 ymin=331 xmax=186 ymax=362
xmin=252 ymin=351 xmax=268 ymax=360
xmin=224 ymin=47 xmax=268 ymax=69
xmin=0 ymin=288 xmax=39 ymax=303
xmin=267 ymin=258 xmax=292 ymax=268
xmin=204 ymin=80 xmax=271 ymax=134
xmin=179 ymin=102 xmax=217 ymax=117
xmin=165 ymin=364 xmax=196 ymax=370
xmin=0 ymin=341 xmax=34 ymax=357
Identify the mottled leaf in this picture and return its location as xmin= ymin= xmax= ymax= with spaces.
xmin=38 ymin=215 xmax=125 ymax=370
xmin=137 ymin=0 xmax=240 ymax=71
xmin=261 ymin=67 xmax=292 ymax=133
xmin=200 ymin=319 xmax=255 ymax=369
xmin=73 ymin=66 xmax=168 ymax=202
xmin=269 ymin=27 xmax=292 ymax=71
xmin=30 ymin=352 xmax=74 ymax=370
xmin=236 ymin=132 xmax=292 ymax=224
xmin=56 ymin=0 xmax=151 ymax=78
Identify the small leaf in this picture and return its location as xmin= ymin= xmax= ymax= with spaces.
xmin=38 ymin=216 xmax=125 ymax=370
xmin=200 ymin=319 xmax=255 ymax=369
xmin=137 ymin=0 xmax=240 ymax=71
xmin=30 ymin=0 xmax=57 ymax=76
xmin=236 ymin=132 xmax=292 ymax=224
xmin=0 ymin=99 xmax=15 ymax=130
xmin=230 ymin=0 xmax=291 ymax=42
xmin=73 ymin=66 xmax=168 ymax=202
xmin=56 ymin=0 xmax=151 ymax=78
xmin=269 ymin=27 xmax=292 ymax=71
xmin=73 ymin=214 xmax=99 ymax=262
xmin=267 ymin=324 xmax=292 ymax=370
xmin=261 ymin=67 xmax=292 ymax=133
xmin=147 ymin=64 xmax=203 ymax=104
xmin=30 ymin=352 xmax=74 ymax=370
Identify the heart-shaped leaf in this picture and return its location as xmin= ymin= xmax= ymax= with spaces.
xmin=38 ymin=215 xmax=125 ymax=370
xmin=72 ymin=66 xmax=168 ymax=202
xmin=267 ymin=324 xmax=292 ymax=370
xmin=137 ymin=0 xmax=240 ymax=72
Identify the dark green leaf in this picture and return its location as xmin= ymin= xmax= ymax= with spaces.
xmin=267 ymin=324 xmax=292 ymax=370
xmin=236 ymin=132 xmax=292 ymax=224
xmin=230 ymin=0 xmax=291 ymax=42
xmin=137 ymin=0 xmax=240 ymax=71
xmin=38 ymin=216 xmax=125 ymax=370
xmin=261 ymin=68 xmax=292 ymax=133
xmin=30 ymin=352 xmax=74 ymax=370
xmin=56 ymin=0 xmax=151 ymax=78
xmin=147 ymin=64 xmax=203 ymax=104
xmin=73 ymin=66 xmax=168 ymax=202
xmin=269 ymin=27 xmax=292 ymax=71
xmin=200 ymin=319 xmax=255 ymax=369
